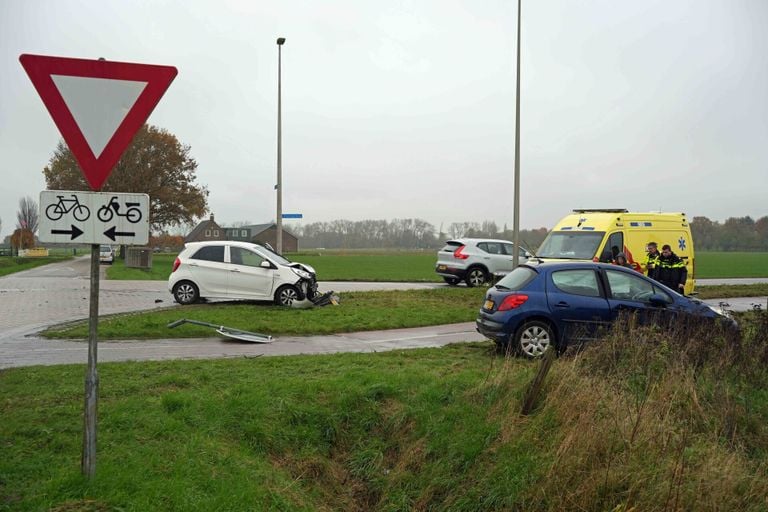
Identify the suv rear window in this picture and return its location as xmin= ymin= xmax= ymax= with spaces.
xmin=191 ymin=245 xmax=225 ymax=262
xmin=441 ymin=242 xmax=462 ymax=252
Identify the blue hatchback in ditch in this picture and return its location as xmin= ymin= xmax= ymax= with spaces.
xmin=476 ymin=261 xmax=732 ymax=358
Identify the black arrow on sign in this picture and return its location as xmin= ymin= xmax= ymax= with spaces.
xmin=104 ymin=226 xmax=135 ymax=241
xmin=52 ymin=225 xmax=84 ymax=240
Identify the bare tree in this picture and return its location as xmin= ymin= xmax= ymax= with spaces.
xmin=16 ymin=196 xmax=39 ymax=234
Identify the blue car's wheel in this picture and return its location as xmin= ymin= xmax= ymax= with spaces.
xmin=515 ymin=320 xmax=555 ymax=358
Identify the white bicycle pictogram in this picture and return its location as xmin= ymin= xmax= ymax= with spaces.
xmin=45 ymin=194 xmax=90 ymax=221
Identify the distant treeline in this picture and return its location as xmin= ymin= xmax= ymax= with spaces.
xmin=291 ymin=215 xmax=768 ymax=251
xmin=691 ymin=216 xmax=768 ymax=251
xmin=292 ymin=219 xmax=548 ymax=250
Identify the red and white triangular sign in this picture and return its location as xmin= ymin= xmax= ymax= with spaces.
xmin=20 ymin=54 xmax=177 ymax=190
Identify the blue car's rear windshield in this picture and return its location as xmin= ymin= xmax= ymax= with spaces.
xmin=495 ymin=266 xmax=537 ymax=290
xmin=537 ymin=231 xmax=605 ymax=259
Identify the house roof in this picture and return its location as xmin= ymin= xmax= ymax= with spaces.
xmin=184 ymin=218 xmax=222 ymax=242
xmin=241 ymin=223 xmax=298 ymax=239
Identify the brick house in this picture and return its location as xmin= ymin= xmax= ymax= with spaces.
xmin=241 ymin=223 xmax=299 ymax=253
xmin=185 ymin=216 xmax=299 ymax=252
xmin=184 ymin=214 xmax=226 ymax=243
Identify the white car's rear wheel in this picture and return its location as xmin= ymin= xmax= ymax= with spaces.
xmin=173 ymin=281 xmax=199 ymax=305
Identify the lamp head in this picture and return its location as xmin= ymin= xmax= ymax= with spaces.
xmin=277 ymin=37 xmax=286 ymax=45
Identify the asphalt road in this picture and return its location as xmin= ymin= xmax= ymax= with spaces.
xmin=0 ymin=257 xmax=765 ymax=369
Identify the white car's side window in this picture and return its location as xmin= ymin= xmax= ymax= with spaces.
xmin=230 ymin=247 xmax=265 ymax=267
xmin=191 ymin=245 xmax=224 ymax=262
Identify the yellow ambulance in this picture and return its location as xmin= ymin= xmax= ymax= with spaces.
xmin=535 ymin=209 xmax=695 ymax=294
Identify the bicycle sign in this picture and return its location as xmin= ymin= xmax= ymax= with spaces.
xmin=45 ymin=193 xmax=91 ymax=221
xmin=39 ymin=190 xmax=149 ymax=245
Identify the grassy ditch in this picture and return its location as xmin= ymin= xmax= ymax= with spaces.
xmin=42 ymin=288 xmax=487 ymax=339
xmin=2 ymin=313 xmax=767 ymax=510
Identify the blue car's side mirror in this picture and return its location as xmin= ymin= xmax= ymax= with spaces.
xmin=649 ymin=294 xmax=670 ymax=307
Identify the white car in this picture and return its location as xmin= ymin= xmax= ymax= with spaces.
xmin=435 ymin=238 xmax=528 ymax=287
xmin=99 ymin=245 xmax=114 ymax=265
xmin=168 ymin=241 xmax=318 ymax=306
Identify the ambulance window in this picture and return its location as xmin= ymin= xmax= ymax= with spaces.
xmin=601 ymin=232 xmax=624 ymax=262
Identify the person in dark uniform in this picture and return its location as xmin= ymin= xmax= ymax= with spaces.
xmin=656 ymin=244 xmax=687 ymax=294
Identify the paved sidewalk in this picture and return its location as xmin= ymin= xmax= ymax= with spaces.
xmin=0 ymin=322 xmax=485 ymax=369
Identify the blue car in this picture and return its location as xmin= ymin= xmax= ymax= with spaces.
xmin=476 ymin=261 xmax=732 ymax=358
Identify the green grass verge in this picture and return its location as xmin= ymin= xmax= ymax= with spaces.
xmin=695 ymin=283 xmax=768 ymax=299
xmin=3 ymin=313 xmax=768 ymax=511
xmin=106 ymin=253 xmax=176 ymax=280
xmin=41 ymin=283 xmax=768 ymax=341
xmin=0 ymin=256 xmax=73 ymax=277
xmin=42 ymin=288 xmax=487 ymax=339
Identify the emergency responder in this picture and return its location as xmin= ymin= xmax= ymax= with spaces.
xmin=614 ymin=252 xmax=633 ymax=269
xmin=656 ymin=244 xmax=687 ymax=294
xmin=643 ymin=242 xmax=661 ymax=279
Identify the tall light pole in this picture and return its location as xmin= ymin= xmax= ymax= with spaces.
xmin=276 ymin=37 xmax=286 ymax=253
xmin=512 ymin=0 xmax=522 ymax=268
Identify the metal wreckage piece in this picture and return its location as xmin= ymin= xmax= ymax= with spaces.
xmin=167 ymin=292 xmax=340 ymax=341
xmin=292 ymin=290 xmax=340 ymax=309
xmin=167 ymin=319 xmax=273 ymax=343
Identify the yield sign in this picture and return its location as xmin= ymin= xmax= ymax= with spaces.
xmin=20 ymin=54 xmax=177 ymax=191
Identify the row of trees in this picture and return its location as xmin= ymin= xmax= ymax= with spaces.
xmin=691 ymin=216 xmax=768 ymax=251
xmin=290 ymin=219 xmax=550 ymax=250
xmin=291 ymin=216 xmax=767 ymax=251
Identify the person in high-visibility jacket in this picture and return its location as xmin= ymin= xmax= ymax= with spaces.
xmin=643 ymin=241 xmax=661 ymax=280
xmin=656 ymin=244 xmax=687 ymax=294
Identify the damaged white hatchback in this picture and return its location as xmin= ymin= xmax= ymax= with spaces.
xmin=168 ymin=241 xmax=318 ymax=306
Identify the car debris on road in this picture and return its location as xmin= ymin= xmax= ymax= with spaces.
xmin=167 ymin=318 xmax=272 ymax=343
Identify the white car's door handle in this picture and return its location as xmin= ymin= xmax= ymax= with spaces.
xmin=230 ymin=268 xmax=240 ymax=272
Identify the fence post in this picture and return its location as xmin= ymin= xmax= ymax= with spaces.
xmin=521 ymin=346 xmax=556 ymax=415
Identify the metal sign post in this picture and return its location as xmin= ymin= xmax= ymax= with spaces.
xmin=82 ymin=244 xmax=100 ymax=477
xmin=21 ymin=53 xmax=176 ymax=478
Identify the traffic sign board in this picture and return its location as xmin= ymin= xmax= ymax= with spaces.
xmin=282 ymin=213 xmax=303 ymax=219
xmin=39 ymin=190 xmax=150 ymax=245
xmin=20 ymin=54 xmax=177 ymax=191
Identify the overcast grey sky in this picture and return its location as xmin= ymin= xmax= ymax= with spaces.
xmin=1 ymin=0 xmax=766 ymax=240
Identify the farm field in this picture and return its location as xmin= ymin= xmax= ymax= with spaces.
xmin=103 ymin=250 xmax=768 ymax=281
xmin=693 ymin=251 xmax=768 ymax=278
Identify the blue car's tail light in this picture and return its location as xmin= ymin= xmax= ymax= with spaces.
xmin=498 ymin=294 xmax=529 ymax=311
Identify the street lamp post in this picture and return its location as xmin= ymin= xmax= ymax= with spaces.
xmin=276 ymin=37 xmax=286 ymax=253
xmin=512 ymin=0 xmax=522 ymax=268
